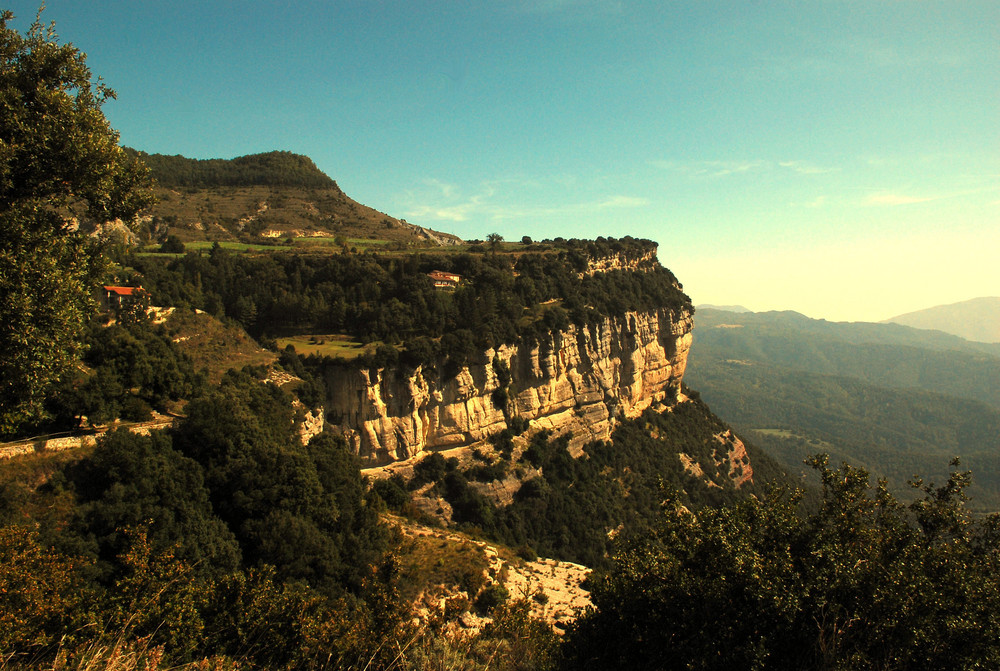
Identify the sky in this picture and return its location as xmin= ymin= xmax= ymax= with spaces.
xmin=9 ymin=1 xmax=998 ymax=322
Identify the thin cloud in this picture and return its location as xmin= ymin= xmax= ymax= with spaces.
xmin=779 ymin=160 xmax=838 ymax=175
xmin=864 ymin=193 xmax=935 ymax=206
xmin=422 ymin=178 xmax=458 ymax=199
xmin=402 ymin=178 xmax=647 ymax=223
xmin=650 ymin=159 xmax=766 ymax=178
xmin=596 ymin=195 xmax=649 ymax=209
xmin=653 ymin=159 xmax=837 ymax=178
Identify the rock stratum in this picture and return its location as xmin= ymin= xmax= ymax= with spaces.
xmin=323 ymin=306 xmax=693 ymax=464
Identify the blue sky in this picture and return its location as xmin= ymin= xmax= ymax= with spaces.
xmin=11 ymin=1 xmax=998 ymax=321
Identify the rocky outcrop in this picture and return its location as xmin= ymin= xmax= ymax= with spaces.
xmin=323 ymin=306 xmax=693 ymax=464
xmin=581 ymin=249 xmax=658 ymax=276
xmin=677 ymin=429 xmax=754 ymax=490
xmin=716 ymin=429 xmax=753 ymax=488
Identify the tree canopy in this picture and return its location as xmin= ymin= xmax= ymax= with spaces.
xmin=564 ymin=457 xmax=1000 ymax=671
xmin=0 ymin=10 xmax=152 ymax=435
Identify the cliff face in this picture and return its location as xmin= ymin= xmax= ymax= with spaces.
xmin=323 ymin=306 xmax=693 ymax=463
xmin=580 ymin=249 xmax=658 ymax=276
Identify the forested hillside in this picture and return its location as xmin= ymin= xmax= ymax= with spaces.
xmin=131 ymin=150 xmax=341 ymax=189
xmin=686 ymin=309 xmax=1000 ymax=510
xmin=127 ymin=237 xmax=684 ymax=355
xmin=129 ymin=150 xmax=461 ymax=247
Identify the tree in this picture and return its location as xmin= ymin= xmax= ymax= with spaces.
xmin=68 ymin=429 xmax=242 ymax=579
xmin=158 ymin=234 xmax=186 ymax=254
xmin=487 ymin=232 xmax=504 ymax=253
xmin=564 ymin=456 xmax=1000 ymax=671
xmin=0 ymin=10 xmax=153 ymax=436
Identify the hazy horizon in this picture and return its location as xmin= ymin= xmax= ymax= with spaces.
xmin=700 ymin=297 xmax=1000 ymax=325
xmin=12 ymin=0 xmax=998 ymax=323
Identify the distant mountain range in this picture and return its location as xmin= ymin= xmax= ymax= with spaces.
xmin=685 ymin=308 xmax=1000 ymax=511
xmin=884 ymin=297 xmax=1000 ymax=344
xmin=696 ymin=303 xmax=752 ymax=313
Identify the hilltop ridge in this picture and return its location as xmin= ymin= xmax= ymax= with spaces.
xmin=128 ymin=149 xmax=462 ymax=247
xmin=884 ymin=296 xmax=1000 ymax=344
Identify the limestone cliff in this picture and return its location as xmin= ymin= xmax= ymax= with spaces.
xmin=581 ymin=248 xmax=658 ymax=276
xmin=323 ymin=306 xmax=693 ymax=464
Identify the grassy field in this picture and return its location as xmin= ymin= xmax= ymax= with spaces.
xmin=137 ymin=240 xmax=291 ymax=256
xmin=275 ymin=334 xmax=379 ymax=359
xmin=139 ymin=237 xmax=407 ymax=256
xmin=186 ymin=240 xmax=287 ymax=252
xmin=135 ymin=239 xmax=571 ymax=260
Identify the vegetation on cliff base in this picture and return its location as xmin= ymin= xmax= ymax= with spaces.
xmin=392 ymin=399 xmax=787 ymax=568
xmin=1 ymin=370 xmax=405 ymax=668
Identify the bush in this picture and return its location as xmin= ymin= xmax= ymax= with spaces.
xmin=158 ymin=235 xmax=186 ymax=254
xmin=372 ymin=475 xmax=409 ymax=510
xmin=475 ymin=583 xmax=510 ymax=614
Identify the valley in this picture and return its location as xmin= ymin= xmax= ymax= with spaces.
xmin=686 ymin=307 xmax=1000 ymax=509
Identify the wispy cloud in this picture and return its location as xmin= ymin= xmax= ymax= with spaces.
xmin=650 ymin=159 xmax=766 ymax=178
xmin=652 ymin=158 xmax=836 ymax=178
xmin=401 ymin=177 xmax=646 ymax=223
xmin=596 ymin=195 xmax=649 ymax=209
xmin=422 ymin=178 xmax=459 ymax=199
xmin=779 ymin=160 xmax=838 ymax=175
xmin=863 ymin=192 xmax=936 ymax=206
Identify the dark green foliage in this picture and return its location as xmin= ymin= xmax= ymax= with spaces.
xmin=507 ymin=415 xmax=529 ymax=436
xmin=421 ymin=400 xmax=788 ymax=569
xmin=564 ymin=457 xmax=1000 ymax=671
xmin=278 ymin=346 xmax=325 ymax=408
xmin=129 ymin=237 xmax=688 ymax=355
xmin=475 ymin=583 xmax=510 ymax=614
xmin=132 ymin=149 xmax=340 ymax=190
xmin=467 ymin=459 xmax=508 ymax=483
xmin=158 ymin=234 xmax=186 ymax=253
xmin=0 ymin=10 xmax=153 ymax=435
xmin=444 ymin=471 xmax=496 ymax=528
xmin=411 ymin=452 xmax=451 ymax=488
xmin=372 ymin=474 xmax=410 ymax=510
xmin=65 ymin=430 xmax=241 ymax=579
xmin=47 ymin=320 xmax=204 ymax=428
xmin=172 ymin=370 xmax=388 ymax=595
xmin=0 ymin=369 xmax=410 ymax=668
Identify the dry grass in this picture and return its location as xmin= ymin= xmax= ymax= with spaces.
xmin=162 ymin=309 xmax=276 ymax=383
xmin=395 ymin=527 xmax=492 ymax=604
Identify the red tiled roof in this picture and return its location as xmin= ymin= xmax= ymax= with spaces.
xmin=103 ymin=286 xmax=141 ymax=296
